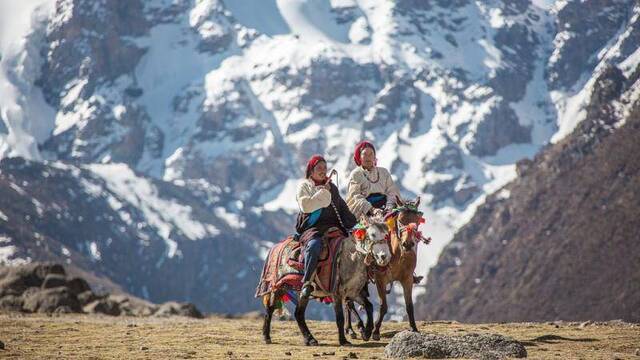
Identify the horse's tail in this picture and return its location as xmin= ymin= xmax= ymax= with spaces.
xmin=262 ymin=294 xmax=271 ymax=308
xmin=262 ymin=291 xmax=291 ymax=318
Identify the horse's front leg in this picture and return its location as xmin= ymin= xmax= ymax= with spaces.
xmin=294 ymin=295 xmax=318 ymax=345
xmin=372 ymin=279 xmax=388 ymax=341
xmin=354 ymin=288 xmax=374 ymax=341
xmin=333 ymin=297 xmax=351 ymax=346
xmin=344 ymin=300 xmax=359 ymax=339
xmin=401 ymin=277 xmax=418 ymax=332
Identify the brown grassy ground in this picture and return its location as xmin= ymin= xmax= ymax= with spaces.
xmin=0 ymin=313 xmax=638 ymax=359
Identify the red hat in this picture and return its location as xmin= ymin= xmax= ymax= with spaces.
xmin=353 ymin=141 xmax=376 ymax=166
xmin=305 ymin=155 xmax=326 ymax=178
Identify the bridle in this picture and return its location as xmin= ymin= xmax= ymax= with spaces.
xmin=351 ymin=223 xmax=390 ymax=266
xmin=391 ymin=204 xmax=430 ymax=251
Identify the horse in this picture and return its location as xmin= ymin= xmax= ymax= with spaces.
xmin=260 ymin=218 xmax=391 ymax=346
xmin=346 ymin=196 xmax=430 ymax=340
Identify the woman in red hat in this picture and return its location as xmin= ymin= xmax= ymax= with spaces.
xmin=347 ymin=141 xmax=422 ymax=284
xmin=295 ymin=155 xmax=357 ymax=299
xmin=346 ymin=141 xmax=402 ymax=219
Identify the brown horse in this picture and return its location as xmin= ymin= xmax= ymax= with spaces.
xmin=347 ymin=196 xmax=430 ymax=340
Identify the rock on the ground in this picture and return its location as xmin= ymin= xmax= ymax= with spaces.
xmin=384 ymin=331 xmax=527 ymax=359
xmin=83 ymin=298 xmax=122 ymax=316
xmin=21 ymin=288 xmax=82 ymax=313
xmin=0 ymin=263 xmax=204 ymax=318
xmin=108 ymin=294 xmax=157 ymax=317
xmin=153 ymin=301 xmax=203 ymax=319
xmin=0 ymin=295 xmax=24 ymax=312
xmin=66 ymin=278 xmax=91 ymax=296
xmin=42 ymin=274 xmax=67 ymax=289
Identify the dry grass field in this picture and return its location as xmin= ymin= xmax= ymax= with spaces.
xmin=0 ymin=313 xmax=638 ymax=359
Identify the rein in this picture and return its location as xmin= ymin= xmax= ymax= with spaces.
xmin=389 ymin=208 xmax=431 ymax=248
xmin=351 ymin=223 xmax=389 ymax=266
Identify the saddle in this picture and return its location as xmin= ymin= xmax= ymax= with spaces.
xmin=255 ymin=228 xmax=345 ymax=298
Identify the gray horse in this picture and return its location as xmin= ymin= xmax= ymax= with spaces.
xmin=262 ymin=218 xmax=390 ymax=346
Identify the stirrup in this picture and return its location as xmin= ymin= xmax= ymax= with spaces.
xmin=300 ymin=282 xmax=315 ymax=299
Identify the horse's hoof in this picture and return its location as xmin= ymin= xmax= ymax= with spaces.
xmin=339 ymin=339 xmax=352 ymax=346
xmin=358 ymin=327 xmax=368 ymax=341
xmin=349 ymin=331 xmax=358 ymax=339
xmin=304 ymin=337 xmax=318 ymax=346
xmin=263 ymin=337 xmax=272 ymax=344
xmin=372 ymin=333 xmax=380 ymax=341
xmin=411 ymin=328 xmax=420 ymax=333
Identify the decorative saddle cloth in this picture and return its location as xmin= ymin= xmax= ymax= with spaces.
xmin=255 ymin=229 xmax=345 ymax=298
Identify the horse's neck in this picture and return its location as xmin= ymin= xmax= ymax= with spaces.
xmin=337 ymin=237 xmax=367 ymax=289
xmin=389 ymin=221 xmax=403 ymax=261
xmin=339 ymin=237 xmax=362 ymax=266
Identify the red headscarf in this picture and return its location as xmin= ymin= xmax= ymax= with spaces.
xmin=353 ymin=141 xmax=376 ymax=166
xmin=305 ymin=155 xmax=326 ymax=179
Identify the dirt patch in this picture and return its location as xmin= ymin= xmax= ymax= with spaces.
xmin=0 ymin=315 xmax=638 ymax=359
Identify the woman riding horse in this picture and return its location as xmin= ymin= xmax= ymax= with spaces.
xmin=347 ymin=141 xmax=401 ymax=219
xmin=296 ymin=155 xmax=357 ymax=299
xmin=346 ymin=141 xmax=422 ymax=284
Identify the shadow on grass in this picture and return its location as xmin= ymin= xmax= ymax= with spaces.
xmin=380 ymin=330 xmax=402 ymax=338
xmin=521 ymin=334 xmax=598 ymax=347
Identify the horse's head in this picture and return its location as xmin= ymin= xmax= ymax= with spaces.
xmin=355 ymin=216 xmax=391 ymax=267
xmin=394 ymin=196 xmax=424 ymax=253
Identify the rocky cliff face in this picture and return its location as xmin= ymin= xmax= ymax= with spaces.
xmin=415 ymin=62 xmax=640 ymax=322
xmin=1 ymin=0 xmax=639 ymax=315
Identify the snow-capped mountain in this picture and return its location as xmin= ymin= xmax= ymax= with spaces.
xmin=1 ymin=0 xmax=638 ymax=314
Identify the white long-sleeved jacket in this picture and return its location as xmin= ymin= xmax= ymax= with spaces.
xmin=346 ymin=166 xmax=401 ymax=219
xmin=296 ymin=178 xmax=331 ymax=213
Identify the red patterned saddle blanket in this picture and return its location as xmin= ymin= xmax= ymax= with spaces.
xmin=255 ymin=229 xmax=344 ymax=297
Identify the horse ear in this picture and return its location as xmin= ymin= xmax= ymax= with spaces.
xmin=415 ymin=196 xmax=420 ymax=208
xmin=395 ymin=195 xmax=404 ymax=206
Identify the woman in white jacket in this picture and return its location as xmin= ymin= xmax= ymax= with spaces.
xmin=346 ymin=141 xmax=402 ymax=219
xmin=295 ymin=155 xmax=357 ymax=298
xmin=346 ymin=141 xmax=422 ymax=284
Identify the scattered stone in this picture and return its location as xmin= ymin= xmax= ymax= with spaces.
xmin=604 ymin=319 xmax=626 ymax=326
xmin=77 ymin=291 xmax=98 ymax=306
xmin=22 ymin=288 xmax=81 ymax=313
xmin=1 ymin=262 xmax=203 ymax=318
xmin=635 ymin=348 xmax=640 ymax=356
xmin=579 ymin=321 xmax=592 ymax=328
xmin=53 ymin=305 xmax=74 ymax=314
xmin=83 ymin=299 xmax=121 ymax=316
xmin=226 ymin=350 xmax=233 ymax=355
xmin=153 ymin=301 xmax=203 ymax=319
xmin=348 ymin=352 xmax=358 ymax=358
xmin=140 ymin=346 xmax=148 ymax=351
xmin=0 ymin=295 xmax=24 ymax=311
xmin=42 ymin=274 xmax=67 ymax=289
xmin=285 ymin=351 xmax=292 ymax=356
xmin=322 ymin=351 xmax=335 ymax=355
xmin=384 ymin=331 xmax=527 ymax=359
xmin=66 ymin=278 xmax=91 ymax=296
xmin=0 ymin=340 xmax=4 ymax=350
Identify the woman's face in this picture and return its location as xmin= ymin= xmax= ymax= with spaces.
xmin=311 ymin=161 xmax=327 ymax=182
xmin=360 ymin=147 xmax=376 ymax=170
